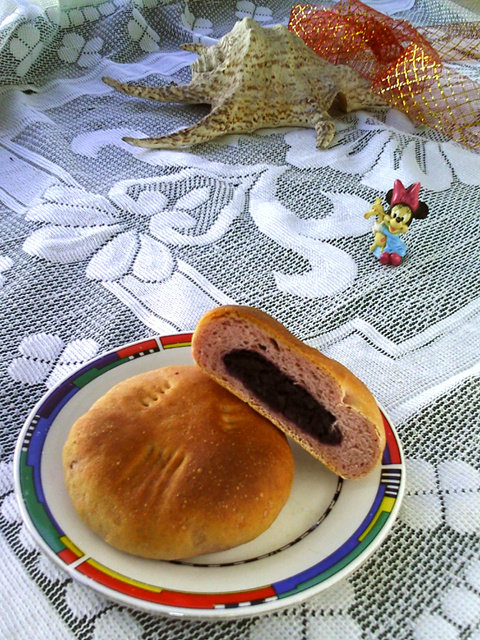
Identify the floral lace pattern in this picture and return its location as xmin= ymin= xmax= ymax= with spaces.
xmin=284 ymin=111 xmax=480 ymax=191
xmin=8 ymin=333 xmax=100 ymax=388
xmin=0 ymin=0 xmax=479 ymax=639
xmin=57 ymin=33 xmax=104 ymax=67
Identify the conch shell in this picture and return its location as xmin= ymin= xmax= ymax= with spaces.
xmin=103 ymin=18 xmax=385 ymax=149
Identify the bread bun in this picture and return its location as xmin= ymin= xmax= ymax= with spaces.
xmin=192 ymin=306 xmax=385 ymax=479
xmin=62 ymin=365 xmax=294 ymax=560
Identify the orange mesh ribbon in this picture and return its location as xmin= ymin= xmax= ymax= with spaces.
xmin=289 ymin=1 xmax=480 ymax=151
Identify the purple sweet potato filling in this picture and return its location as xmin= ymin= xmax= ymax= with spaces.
xmin=223 ymin=349 xmax=342 ymax=445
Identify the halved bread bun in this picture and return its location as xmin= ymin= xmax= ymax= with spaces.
xmin=192 ymin=306 xmax=385 ymax=479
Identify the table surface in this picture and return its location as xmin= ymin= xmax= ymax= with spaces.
xmin=1 ymin=1 xmax=479 ymax=639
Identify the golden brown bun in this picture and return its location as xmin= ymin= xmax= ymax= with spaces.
xmin=192 ymin=306 xmax=385 ymax=479
xmin=62 ymin=365 xmax=294 ymax=560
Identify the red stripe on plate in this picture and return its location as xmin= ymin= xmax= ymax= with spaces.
xmin=58 ymin=548 xmax=81 ymax=564
xmin=156 ymin=585 xmax=276 ymax=608
xmin=77 ymin=562 xmax=162 ymax=601
xmin=383 ymin=413 xmax=401 ymax=464
xmin=117 ymin=339 xmax=159 ymax=358
xmin=76 ymin=561 xmax=275 ymax=608
xmin=160 ymin=333 xmax=193 ymax=348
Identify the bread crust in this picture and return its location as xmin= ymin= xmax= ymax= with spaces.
xmin=192 ymin=305 xmax=385 ymax=479
xmin=62 ymin=365 xmax=294 ymax=559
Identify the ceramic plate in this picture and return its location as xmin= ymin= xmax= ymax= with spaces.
xmin=14 ymin=334 xmax=405 ymax=619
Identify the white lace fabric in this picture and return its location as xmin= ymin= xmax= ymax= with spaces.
xmin=1 ymin=0 xmax=479 ymax=638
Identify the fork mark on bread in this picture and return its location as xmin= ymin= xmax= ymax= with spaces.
xmin=139 ymin=380 xmax=172 ymax=407
xmin=131 ymin=447 xmax=186 ymax=509
xmin=219 ymin=403 xmax=243 ymax=431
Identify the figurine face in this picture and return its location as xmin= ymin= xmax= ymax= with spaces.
xmin=385 ymin=204 xmax=412 ymax=235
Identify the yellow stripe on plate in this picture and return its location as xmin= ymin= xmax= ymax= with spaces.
xmin=60 ymin=536 xmax=84 ymax=557
xmin=163 ymin=342 xmax=191 ymax=349
xmin=86 ymin=558 xmax=163 ymax=592
xmin=358 ymin=496 xmax=396 ymax=542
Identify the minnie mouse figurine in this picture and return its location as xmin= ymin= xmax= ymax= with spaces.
xmin=364 ymin=179 xmax=429 ymax=266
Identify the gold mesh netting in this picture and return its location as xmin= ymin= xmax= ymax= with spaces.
xmin=288 ymin=1 xmax=480 ymax=151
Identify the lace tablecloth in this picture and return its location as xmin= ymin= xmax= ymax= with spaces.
xmin=1 ymin=0 xmax=479 ymax=638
